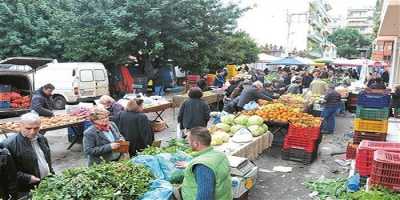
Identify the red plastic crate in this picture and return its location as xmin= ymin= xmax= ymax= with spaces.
xmin=353 ymin=131 xmax=386 ymax=144
xmin=346 ymin=142 xmax=358 ymax=160
xmin=370 ymin=150 xmax=400 ymax=191
xmin=282 ymin=133 xmax=322 ymax=153
xmin=287 ymin=124 xmax=320 ymax=140
xmin=355 ymin=141 xmax=400 ymax=176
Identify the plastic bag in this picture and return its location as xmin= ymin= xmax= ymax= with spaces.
xmin=140 ymin=179 xmax=173 ymax=200
xmin=157 ymin=152 xmax=191 ymax=183
xmin=232 ymin=128 xmax=253 ymax=143
xmin=243 ymin=101 xmax=259 ymax=110
xmin=176 ymin=123 xmax=182 ymax=138
xmin=132 ymin=155 xmax=165 ymax=180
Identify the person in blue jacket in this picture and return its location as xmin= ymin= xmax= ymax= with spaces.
xmin=213 ymin=70 xmax=225 ymax=88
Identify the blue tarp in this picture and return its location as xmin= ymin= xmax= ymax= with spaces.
xmin=270 ymin=57 xmax=306 ymax=65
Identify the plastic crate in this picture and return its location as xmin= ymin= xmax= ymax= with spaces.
xmin=357 ymin=92 xmax=390 ymax=108
xmin=354 ymin=118 xmax=388 ymax=133
xmin=281 ymin=147 xmax=318 ymax=165
xmin=370 ymin=150 xmax=400 ymax=191
xmin=0 ymin=101 xmax=10 ymax=109
xmin=355 ymin=141 xmax=400 ymax=176
xmin=353 ymin=131 xmax=386 ymax=144
xmin=346 ymin=142 xmax=358 ymax=160
xmin=287 ymin=124 xmax=320 ymax=140
xmin=283 ymin=134 xmax=322 ymax=153
xmin=0 ymin=92 xmax=10 ymax=101
xmin=355 ymin=107 xmax=389 ymax=121
xmin=0 ymin=84 xmax=11 ymax=93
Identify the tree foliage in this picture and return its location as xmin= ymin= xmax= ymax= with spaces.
xmin=328 ymin=28 xmax=372 ymax=58
xmin=0 ymin=0 xmax=256 ymax=75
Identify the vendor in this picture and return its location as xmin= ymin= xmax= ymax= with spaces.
xmin=178 ymin=88 xmax=210 ymax=132
xmin=196 ymin=74 xmax=209 ymax=92
xmin=0 ymin=143 xmax=17 ymax=200
xmin=83 ymin=108 xmax=125 ymax=166
xmin=213 ymin=70 xmax=225 ymax=88
xmin=176 ymin=127 xmax=232 ymax=200
xmin=321 ymin=85 xmax=341 ymax=134
xmin=116 ymin=99 xmax=154 ymax=157
xmin=31 ymin=83 xmax=55 ymax=117
xmin=3 ymin=113 xmax=54 ymax=197
xmin=237 ymin=81 xmax=272 ymax=111
xmin=98 ymin=95 xmax=124 ymax=122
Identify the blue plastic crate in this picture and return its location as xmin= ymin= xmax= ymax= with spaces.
xmin=0 ymin=101 xmax=10 ymax=109
xmin=357 ymin=92 xmax=390 ymax=108
xmin=0 ymin=84 xmax=11 ymax=92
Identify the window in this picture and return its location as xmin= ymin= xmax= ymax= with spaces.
xmin=80 ymin=70 xmax=94 ymax=82
xmin=93 ymin=69 xmax=105 ymax=81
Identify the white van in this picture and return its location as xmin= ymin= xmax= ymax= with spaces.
xmin=34 ymin=62 xmax=109 ymax=109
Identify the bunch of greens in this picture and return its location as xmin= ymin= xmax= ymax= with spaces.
xmin=305 ymin=178 xmax=348 ymax=200
xmin=32 ymin=161 xmax=153 ymax=200
xmin=139 ymin=139 xmax=193 ymax=155
xmin=306 ymin=178 xmax=400 ymax=200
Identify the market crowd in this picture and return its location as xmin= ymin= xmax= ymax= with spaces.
xmin=0 ymin=64 xmax=394 ymax=200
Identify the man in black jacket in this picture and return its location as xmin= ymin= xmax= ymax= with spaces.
xmin=31 ymin=83 xmax=55 ymax=117
xmin=0 ymin=144 xmax=18 ymax=200
xmin=3 ymin=113 xmax=54 ymax=196
xmin=237 ymin=81 xmax=272 ymax=109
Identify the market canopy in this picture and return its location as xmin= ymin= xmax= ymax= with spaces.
xmin=314 ymin=57 xmax=333 ymax=64
xmin=269 ymin=57 xmax=308 ymax=66
xmin=0 ymin=57 xmax=54 ymax=71
xmin=257 ymin=53 xmax=280 ymax=63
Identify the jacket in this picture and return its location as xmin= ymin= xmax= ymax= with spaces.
xmin=178 ymin=98 xmax=210 ymax=129
xmin=31 ymin=88 xmax=54 ymax=117
xmin=3 ymin=133 xmax=53 ymax=193
xmin=83 ymin=122 xmax=124 ymax=166
xmin=116 ymin=111 xmax=154 ymax=156
xmin=237 ymin=86 xmax=272 ymax=108
xmin=0 ymin=144 xmax=17 ymax=200
xmin=107 ymin=102 xmax=124 ymax=122
xmin=182 ymin=147 xmax=232 ymax=200
xmin=324 ymin=89 xmax=341 ymax=106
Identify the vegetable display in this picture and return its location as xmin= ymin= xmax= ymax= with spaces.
xmin=139 ymin=139 xmax=193 ymax=155
xmin=32 ymin=161 xmax=153 ymax=200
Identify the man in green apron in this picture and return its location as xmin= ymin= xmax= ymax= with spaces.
xmin=176 ymin=127 xmax=232 ymax=200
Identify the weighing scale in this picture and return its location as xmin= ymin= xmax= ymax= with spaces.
xmin=228 ymin=156 xmax=257 ymax=177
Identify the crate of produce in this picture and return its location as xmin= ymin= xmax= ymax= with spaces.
xmin=355 ymin=141 xmax=400 ymax=176
xmin=281 ymin=147 xmax=318 ymax=165
xmin=353 ymin=118 xmax=388 ymax=133
xmin=0 ymin=84 xmax=11 ymax=93
xmin=370 ymin=150 xmax=400 ymax=191
xmin=355 ymin=107 xmax=389 ymax=121
xmin=353 ymin=131 xmax=386 ymax=144
xmin=0 ymin=92 xmax=10 ymax=101
xmin=0 ymin=101 xmax=10 ymax=109
xmin=287 ymin=124 xmax=320 ymax=140
xmin=357 ymin=92 xmax=390 ymax=108
xmin=346 ymin=142 xmax=358 ymax=160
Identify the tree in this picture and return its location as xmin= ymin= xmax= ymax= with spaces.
xmin=0 ymin=0 xmax=63 ymax=59
xmin=328 ymin=28 xmax=372 ymax=58
xmin=214 ymin=31 xmax=260 ymax=68
xmin=372 ymin=0 xmax=383 ymax=38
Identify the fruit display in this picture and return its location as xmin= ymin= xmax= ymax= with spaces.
xmin=10 ymin=92 xmax=30 ymax=109
xmin=245 ymin=103 xmax=321 ymax=128
xmin=278 ymin=94 xmax=305 ymax=108
xmin=0 ymin=114 xmax=84 ymax=132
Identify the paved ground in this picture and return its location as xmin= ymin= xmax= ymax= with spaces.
xmin=0 ymin=106 xmax=355 ymax=200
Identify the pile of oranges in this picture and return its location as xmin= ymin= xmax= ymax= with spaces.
xmin=243 ymin=103 xmax=321 ymax=128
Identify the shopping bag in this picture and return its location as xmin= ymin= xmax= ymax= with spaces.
xmin=176 ymin=123 xmax=182 ymax=138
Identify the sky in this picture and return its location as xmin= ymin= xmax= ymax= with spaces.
xmin=232 ymin=0 xmax=377 ymax=47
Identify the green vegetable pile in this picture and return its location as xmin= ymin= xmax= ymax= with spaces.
xmin=139 ymin=139 xmax=193 ymax=155
xmin=32 ymin=161 xmax=153 ymax=200
xmin=306 ymin=178 xmax=400 ymax=200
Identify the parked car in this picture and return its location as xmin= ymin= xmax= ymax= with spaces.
xmin=0 ymin=57 xmax=53 ymax=117
xmin=34 ymin=62 xmax=109 ymax=109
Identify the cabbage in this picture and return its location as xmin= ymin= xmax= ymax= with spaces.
xmin=221 ymin=114 xmax=235 ymax=125
xmin=215 ymin=123 xmax=231 ymax=132
xmin=234 ymin=115 xmax=248 ymax=126
xmin=211 ymin=131 xmax=230 ymax=145
xmin=262 ymin=124 xmax=269 ymax=132
xmin=247 ymin=115 xmax=264 ymax=126
xmin=230 ymin=125 xmax=245 ymax=135
xmin=248 ymin=125 xmax=266 ymax=137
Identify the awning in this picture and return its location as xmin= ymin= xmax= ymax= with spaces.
xmin=269 ymin=57 xmax=307 ymax=65
xmin=0 ymin=57 xmax=54 ymax=71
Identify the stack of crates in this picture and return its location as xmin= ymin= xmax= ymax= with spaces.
xmin=369 ymin=150 xmax=400 ymax=191
xmin=185 ymin=75 xmax=200 ymax=91
xmin=347 ymin=91 xmax=391 ymax=159
xmin=0 ymin=84 xmax=11 ymax=109
xmin=355 ymin=140 xmax=400 ymax=176
xmin=281 ymin=124 xmax=321 ymax=164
